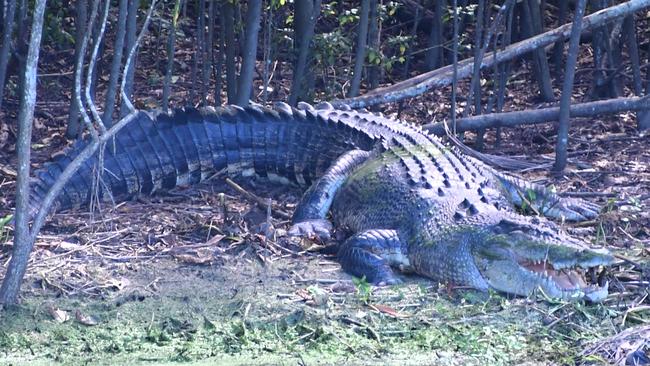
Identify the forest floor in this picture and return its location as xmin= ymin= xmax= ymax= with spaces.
xmin=0 ymin=30 xmax=649 ymax=365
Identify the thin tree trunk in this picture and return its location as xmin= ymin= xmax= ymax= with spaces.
xmin=190 ymin=0 xmax=205 ymax=104
xmin=289 ymin=0 xmax=321 ymax=105
xmin=0 ymin=0 xmax=16 ymax=113
xmin=234 ymin=0 xmax=262 ymax=106
xmin=495 ymin=2 xmax=515 ymax=146
xmin=551 ymin=0 xmax=568 ymax=73
xmin=162 ymin=0 xmax=181 ymax=111
xmin=451 ymin=0 xmax=459 ymax=129
xmin=554 ymin=0 xmax=587 ymax=173
xmin=367 ymin=0 xmax=380 ymax=91
xmin=628 ymin=14 xmax=650 ymax=130
xmin=0 ymin=0 xmax=47 ymax=306
xmin=120 ymin=0 xmax=138 ymax=117
xmin=521 ymin=0 xmax=555 ymax=102
xmin=426 ymin=0 xmax=445 ymax=69
xmin=0 ymin=0 xmax=4 ymax=34
xmin=88 ymin=0 xmax=108 ymax=106
xmin=214 ymin=7 xmax=224 ymax=105
xmin=261 ymin=4 xmax=272 ymax=103
xmin=102 ymin=0 xmax=128 ymax=126
xmin=223 ymin=1 xmax=237 ymax=103
xmin=204 ymin=0 xmax=213 ymax=104
xmin=65 ymin=0 xmax=88 ymax=138
xmin=348 ymin=0 xmax=370 ymax=97
xmin=197 ymin=0 xmax=207 ymax=105
xmin=469 ymin=0 xmax=485 ymax=148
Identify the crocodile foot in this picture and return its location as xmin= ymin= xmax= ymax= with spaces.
xmin=544 ymin=197 xmax=601 ymax=222
xmin=288 ymin=219 xmax=333 ymax=242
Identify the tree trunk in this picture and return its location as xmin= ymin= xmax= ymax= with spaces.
xmin=204 ymin=0 xmax=213 ymax=104
xmin=0 ymin=0 xmax=47 ymax=306
xmin=214 ymin=6 xmax=224 ymax=105
xmin=348 ymin=0 xmax=370 ymax=97
xmin=120 ymin=0 xmax=139 ymax=117
xmin=551 ymin=0 xmax=568 ymax=73
xmin=222 ymin=1 xmax=237 ymax=103
xmin=102 ymin=0 xmax=128 ymax=126
xmin=426 ymin=0 xmax=445 ymax=69
xmin=366 ymin=0 xmax=380 ymax=91
xmin=469 ymin=0 xmax=485 ymax=148
xmin=65 ymin=0 xmax=88 ymax=138
xmin=0 ymin=0 xmax=16 ymax=113
xmin=289 ymin=0 xmax=321 ymax=105
xmin=198 ymin=0 xmax=207 ymax=105
xmin=554 ymin=0 xmax=587 ymax=173
xmin=234 ymin=0 xmax=262 ymax=106
xmin=162 ymin=0 xmax=181 ymax=111
xmin=521 ymin=0 xmax=555 ymax=102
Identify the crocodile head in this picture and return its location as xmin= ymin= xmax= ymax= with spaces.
xmin=471 ymin=216 xmax=613 ymax=302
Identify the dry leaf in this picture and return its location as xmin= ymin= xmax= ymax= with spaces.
xmin=46 ymin=304 xmax=70 ymax=323
xmin=75 ymin=310 xmax=99 ymax=326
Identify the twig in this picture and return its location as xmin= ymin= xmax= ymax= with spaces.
xmin=224 ymin=178 xmax=292 ymax=219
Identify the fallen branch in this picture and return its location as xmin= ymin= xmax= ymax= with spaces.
xmin=424 ymin=95 xmax=650 ymax=135
xmin=333 ymin=0 xmax=650 ymax=108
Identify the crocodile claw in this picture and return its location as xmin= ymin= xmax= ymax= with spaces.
xmin=288 ymin=219 xmax=333 ymax=242
xmin=544 ymin=197 xmax=601 ymax=222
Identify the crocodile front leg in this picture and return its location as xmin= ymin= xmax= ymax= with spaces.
xmin=494 ymin=173 xmax=601 ymax=222
xmin=288 ymin=150 xmax=371 ymax=240
xmin=338 ymin=229 xmax=410 ymax=285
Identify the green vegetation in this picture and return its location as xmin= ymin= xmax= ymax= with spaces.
xmin=0 ymin=270 xmax=617 ymax=365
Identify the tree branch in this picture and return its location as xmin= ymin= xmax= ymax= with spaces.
xmin=333 ymin=0 xmax=650 ymax=109
xmin=424 ymin=95 xmax=650 ymax=135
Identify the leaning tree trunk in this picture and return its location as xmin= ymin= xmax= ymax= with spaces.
xmin=234 ymin=0 xmax=262 ymax=106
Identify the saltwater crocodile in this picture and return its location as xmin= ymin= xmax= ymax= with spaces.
xmin=28 ymin=102 xmax=612 ymax=301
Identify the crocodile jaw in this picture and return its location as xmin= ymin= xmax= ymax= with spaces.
xmin=473 ymin=234 xmax=613 ymax=302
xmin=476 ymin=256 xmax=610 ymax=302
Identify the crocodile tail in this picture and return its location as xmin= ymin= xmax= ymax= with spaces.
xmin=28 ymin=104 xmax=377 ymax=216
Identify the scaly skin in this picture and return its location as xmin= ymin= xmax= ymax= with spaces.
xmin=29 ymin=102 xmax=612 ymax=301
